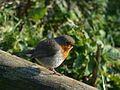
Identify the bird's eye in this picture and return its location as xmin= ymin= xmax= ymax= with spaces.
xmin=65 ymin=41 xmax=73 ymax=46
xmin=66 ymin=41 xmax=70 ymax=44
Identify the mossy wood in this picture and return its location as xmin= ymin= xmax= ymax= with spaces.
xmin=0 ymin=50 xmax=98 ymax=90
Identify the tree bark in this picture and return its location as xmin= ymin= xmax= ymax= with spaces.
xmin=0 ymin=50 xmax=98 ymax=90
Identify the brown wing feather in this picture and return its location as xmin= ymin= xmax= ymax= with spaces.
xmin=31 ymin=38 xmax=60 ymax=58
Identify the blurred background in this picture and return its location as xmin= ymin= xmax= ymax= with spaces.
xmin=0 ymin=0 xmax=120 ymax=90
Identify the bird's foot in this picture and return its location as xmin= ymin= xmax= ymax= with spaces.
xmin=49 ymin=68 xmax=62 ymax=76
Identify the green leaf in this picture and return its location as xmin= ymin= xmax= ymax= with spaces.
xmin=68 ymin=10 xmax=78 ymax=20
xmin=103 ymin=45 xmax=120 ymax=60
xmin=73 ymin=54 xmax=85 ymax=68
xmin=84 ymin=56 xmax=96 ymax=76
xmin=28 ymin=8 xmax=47 ymax=22
xmin=56 ymin=0 xmax=67 ymax=13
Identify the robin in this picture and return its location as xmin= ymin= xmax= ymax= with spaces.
xmin=14 ymin=35 xmax=75 ymax=74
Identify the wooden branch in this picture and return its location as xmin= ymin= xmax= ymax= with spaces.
xmin=89 ymin=44 xmax=101 ymax=86
xmin=16 ymin=0 xmax=31 ymax=17
xmin=0 ymin=50 xmax=98 ymax=90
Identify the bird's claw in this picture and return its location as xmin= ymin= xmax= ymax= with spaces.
xmin=49 ymin=68 xmax=62 ymax=76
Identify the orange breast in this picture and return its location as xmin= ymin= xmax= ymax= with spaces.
xmin=60 ymin=45 xmax=73 ymax=60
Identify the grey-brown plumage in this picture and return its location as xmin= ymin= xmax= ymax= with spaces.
xmin=32 ymin=38 xmax=60 ymax=58
xmin=13 ymin=35 xmax=75 ymax=70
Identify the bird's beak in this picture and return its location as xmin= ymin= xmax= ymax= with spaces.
xmin=70 ymin=46 xmax=73 ymax=50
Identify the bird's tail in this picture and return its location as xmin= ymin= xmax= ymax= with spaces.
xmin=12 ymin=50 xmax=34 ymax=58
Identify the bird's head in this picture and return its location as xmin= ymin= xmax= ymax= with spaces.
xmin=55 ymin=35 xmax=75 ymax=59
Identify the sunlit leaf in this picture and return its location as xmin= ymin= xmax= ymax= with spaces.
xmin=28 ymin=8 xmax=47 ymax=22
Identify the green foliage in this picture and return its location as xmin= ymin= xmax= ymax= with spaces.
xmin=0 ymin=0 xmax=120 ymax=90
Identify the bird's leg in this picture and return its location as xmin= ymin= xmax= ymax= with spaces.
xmin=49 ymin=68 xmax=62 ymax=76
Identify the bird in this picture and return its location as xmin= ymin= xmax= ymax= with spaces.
xmin=14 ymin=35 xmax=75 ymax=74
